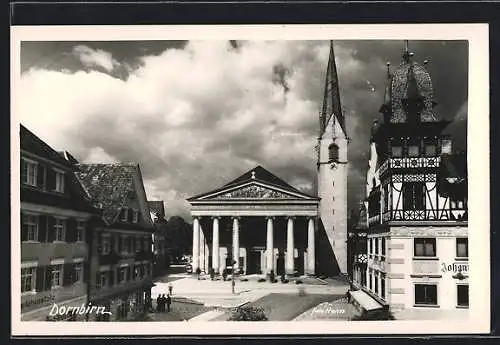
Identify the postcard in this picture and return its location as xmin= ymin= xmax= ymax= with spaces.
xmin=11 ymin=23 xmax=490 ymax=335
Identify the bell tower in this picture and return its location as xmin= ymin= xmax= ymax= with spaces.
xmin=316 ymin=41 xmax=348 ymax=276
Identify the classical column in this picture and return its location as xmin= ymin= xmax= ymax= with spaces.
xmin=266 ymin=217 xmax=274 ymax=274
xmin=199 ymin=225 xmax=205 ymax=273
xmin=192 ymin=217 xmax=200 ymax=273
xmin=307 ymin=217 xmax=315 ymax=275
xmin=286 ymin=217 xmax=295 ymax=275
xmin=232 ymin=217 xmax=240 ymax=273
xmin=212 ymin=217 xmax=220 ymax=274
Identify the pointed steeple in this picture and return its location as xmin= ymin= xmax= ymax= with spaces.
xmin=379 ymin=61 xmax=392 ymax=123
xmin=401 ymin=41 xmax=425 ymax=122
xmin=320 ymin=41 xmax=346 ymax=137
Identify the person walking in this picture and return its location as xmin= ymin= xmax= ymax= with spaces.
xmin=156 ymin=295 xmax=161 ymax=313
xmin=168 ymin=282 xmax=173 ymax=296
xmin=166 ymin=294 xmax=172 ymax=312
xmin=160 ymin=294 xmax=166 ymax=312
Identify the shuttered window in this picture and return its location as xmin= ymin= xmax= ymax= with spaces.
xmin=73 ymin=263 xmax=83 ymax=283
xmin=76 ymin=221 xmax=86 ymax=242
xmin=102 ymin=235 xmax=111 ymax=254
xmin=55 ymin=171 xmax=65 ymax=193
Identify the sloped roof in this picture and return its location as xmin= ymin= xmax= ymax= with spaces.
xmin=439 ymin=152 xmax=467 ymax=180
xmin=76 ymin=163 xmax=137 ymax=224
xmin=148 ymin=200 xmax=165 ymax=219
xmin=20 ymin=124 xmax=73 ymax=168
xmin=188 ymin=165 xmax=317 ymax=201
xmin=58 ymin=150 xmax=80 ymax=165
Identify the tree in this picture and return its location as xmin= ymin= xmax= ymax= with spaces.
xmin=163 ymin=216 xmax=192 ymax=262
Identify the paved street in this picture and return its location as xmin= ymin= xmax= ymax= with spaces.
xmin=150 ymin=268 xmax=349 ymax=321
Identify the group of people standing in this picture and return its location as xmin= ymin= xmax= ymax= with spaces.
xmin=156 ymin=283 xmax=174 ymax=313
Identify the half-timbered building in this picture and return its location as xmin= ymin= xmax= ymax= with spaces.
xmin=351 ymin=43 xmax=468 ymax=315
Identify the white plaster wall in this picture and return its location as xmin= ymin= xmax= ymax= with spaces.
xmin=317 ymin=116 xmax=348 ymax=274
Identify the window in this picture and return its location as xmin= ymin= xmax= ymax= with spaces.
xmin=100 ymin=272 xmax=108 ymax=288
xmin=23 ymin=214 xmax=39 ymax=241
xmin=403 ymin=182 xmax=425 ymax=210
xmin=415 ymin=284 xmax=438 ymax=305
xmin=381 ymin=275 xmax=386 ymax=299
xmin=22 ymin=159 xmax=38 ymax=186
xmin=441 ymin=139 xmax=453 ymax=154
xmin=21 ymin=267 xmax=36 ymax=293
xmin=425 ymin=144 xmax=436 ymax=156
xmin=374 ymin=273 xmax=379 ymax=294
xmin=133 ymin=210 xmax=139 ymax=223
xmin=54 ymin=218 xmax=66 ymax=241
xmin=76 ymin=221 xmax=86 ymax=242
xmin=328 ymin=143 xmax=339 ymax=162
xmin=408 ymin=145 xmax=420 ymax=157
xmin=369 ymin=270 xmax=373 ymax=290
xmin=383 ymin=184 xmax=390 ymax=212
xmin=119 ymin=267 xmax=127 ymax=283
xmin=369 ymin=238 xmax=373 ymax=255
xmin=121 ymin=208 xmax=129 ymax=222
xmin=121 ymin=236 xmax=129 ymax=253
xmin=134 ymin=266 xmax=140 ymax=280
xmin=457 ymin=285 xmax=469 ymax=307
xmin=456 ymin=238 xmax=468 ymax=258
xmin=102 ymin=235 xmax=111 ymax=254
xmin=55 ymin=171 xmax=65 ymax=193
xmin=135 ymin=237 xmax=142 ymax=252
xmin=374 ymin=238 xmax=379 ymax=255
xmin=51 ymin=265 xmax=63 ymax=288
xmin=381 ymin=238 xmax=386 ymax=256
xmin=414 ymin=238 xmax=436 ymax=257
xmin=391 ymin=146 xmax=403 ymax=157
xmin=73 ymin=263 xmax=83 ymax=283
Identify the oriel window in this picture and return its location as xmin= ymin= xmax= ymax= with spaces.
xmin=408 ymin=144 xmax=420 ymax=157
xmin=425 ymin=143 xmax=437 ymax=156
xmin=391 ymin=146 xmax=403 ymax=157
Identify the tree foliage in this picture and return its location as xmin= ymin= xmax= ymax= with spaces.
xmin=162 ymin=216 xmax=192 ymax=262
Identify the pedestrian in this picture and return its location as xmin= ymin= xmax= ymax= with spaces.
xmin=168 ymin=282 xmax=173 ymax=295
xmin=156 ymin=295 xmax=161 ymax=313
xmin=166 ymin=294 xmax=172 ymax=312
xmin=160 ymin=294 xmax=166 ymax=312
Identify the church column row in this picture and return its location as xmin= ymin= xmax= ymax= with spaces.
xmin=191 ymin=216 xmax=316 ymax=275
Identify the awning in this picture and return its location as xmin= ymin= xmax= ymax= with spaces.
xmin=349 ymin=290 xmax=384 ymax=312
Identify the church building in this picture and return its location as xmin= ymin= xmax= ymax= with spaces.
xmin=187 ymin=41 xmax=349 ymax=278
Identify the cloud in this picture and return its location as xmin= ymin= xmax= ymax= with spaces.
xmin=18 ymin=40 xmax=467 ymax=219
xmin=72 ymin=45 xmax=120 ymax=72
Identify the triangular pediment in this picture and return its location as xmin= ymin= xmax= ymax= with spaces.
xmin=187 ymin=165 xmax=318 ymax=202
xmin=209 ymin=182 xmax=300 ymax=200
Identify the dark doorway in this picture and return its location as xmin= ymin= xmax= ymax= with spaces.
xmin=248 ymin=250 xmax=262 ymax=274
xmin=277 ymin=251 xmax=285 ymax=275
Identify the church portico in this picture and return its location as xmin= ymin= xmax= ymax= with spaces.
xmin=187 ymin=166 xmax=319 ymax=277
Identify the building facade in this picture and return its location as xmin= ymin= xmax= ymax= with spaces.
xmin=188 ymin=166 xmax=319 ymax=276
xmin=148 ymin=200 xmax=169 ymax=276
xmin=351 ymin=44 xmax=469 ymax=315
xmin=77 ymin=163 xmax=155 ymax=321
xmin=316 ymin=41 xmax=349 ymax=276
xmin=20 ymin=125 xmax=98 ymax=321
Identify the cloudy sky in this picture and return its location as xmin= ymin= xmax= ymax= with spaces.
xmin=18 ymin=40 xmax=468 ymax=220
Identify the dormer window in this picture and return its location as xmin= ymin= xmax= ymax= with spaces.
xmin=441 ymin=139 xmax=453 ymax=155
xmin=132 ymin=210 xmax=139 ymax=223
xmin=391 ymin=146 xmax=403 ymax=157
xmin=328 ymin=143 xmax=339 ymax=162
xmin=408 ymin=144 xmax=420 ymax=157
xmin=425 ymin=143 xmax=437 ymax=157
